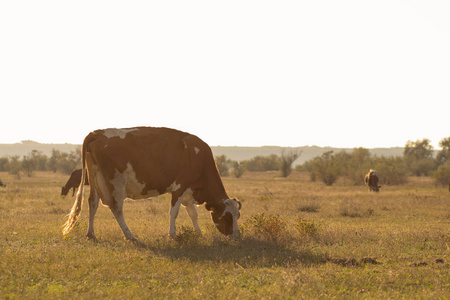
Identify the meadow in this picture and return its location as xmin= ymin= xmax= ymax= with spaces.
xmin=0 ymin=171 xmax=449 ymax=299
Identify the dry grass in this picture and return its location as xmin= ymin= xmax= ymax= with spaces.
xmin=0 ymin=171 xmax=449 ymax=299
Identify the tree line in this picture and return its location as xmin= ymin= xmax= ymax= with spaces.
xmin=0 ymin=148 xmax=81 ymax=178
xmin=1 ymin=137 xmax=449 ymax=186
xmin=217 ymin=137 xmax=450 ymax=187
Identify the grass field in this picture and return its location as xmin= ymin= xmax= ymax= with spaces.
xmin=1 ymin=171 xmax=449 ymax=299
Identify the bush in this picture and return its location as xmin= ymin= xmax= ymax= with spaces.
xmin=295 ymin=218 xmax=320 ymax=237
xmin=245 ymin=155 xmax=280 ymax=172
xmin=176 ymin=225 xmax=202 ymax=245
xmin=309 ymin=151 xmax=342 ymax=186
xmin=279 ymin=150 xmax=301 ymax=178
xmin=404 ymin=139 xmax=436 ymax=176
xmin=373 ymin=156 xmax=407 ymax=185
xmin=243 ymin=213 xmax=286 ymax=240
xmin=215 ymin=155 xmax=231 ymax=177
xmin=343 ymin=148 xmax=373 ymax=185
xmin=231 ymin=161 xmax=246 ymax=178
xmin=432 ymin=162 xmax=450 ymax=187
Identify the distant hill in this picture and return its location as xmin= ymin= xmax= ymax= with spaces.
xmin=0 ymin=141 xmax=406 ymax=166
xmin=212 ymin=146 xmax=405 ymax=165
xmin=0 ymin=141 xmax=81 ymax=158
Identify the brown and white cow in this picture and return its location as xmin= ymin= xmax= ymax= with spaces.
xmin=364 ymin=169 xmax=381 ymax=192
xmin=61 ymin=169 xmax=89 ymax=197
xmin=63 ymin=127 xmax=242 ymax=241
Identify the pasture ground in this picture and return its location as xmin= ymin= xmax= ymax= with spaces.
xmin=0 ymin=171 xmax=449 ymax=299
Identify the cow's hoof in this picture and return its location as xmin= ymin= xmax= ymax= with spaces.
xmin=86 ymin=235 xmax=98 ymax=243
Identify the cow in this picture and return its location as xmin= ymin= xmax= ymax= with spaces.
xmin=364 ymin=169 xmax=381 ymax=192
xmin=0 ymin=178 xmax=5 ymax=187
xmin=61 ymin=169 xmax=89 ymax=197
xmin=63 ymin=127 xmax=242 ymax=242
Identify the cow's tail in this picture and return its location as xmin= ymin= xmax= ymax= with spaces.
xmin=62 ymin=138 xmax=89 ymax=236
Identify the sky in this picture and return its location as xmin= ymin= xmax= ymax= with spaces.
xmin=1 ymin=1 xmax=449 ymax=149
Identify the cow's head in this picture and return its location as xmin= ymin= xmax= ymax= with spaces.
xmin=207 ymin=198 xmax=242 ymax=238
xmin=61 ymin=186 xmax=70 ymax=196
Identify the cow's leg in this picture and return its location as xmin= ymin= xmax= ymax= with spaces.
xmin=86 ymin=189 xmax=99 ymax=241
xmin=169 ymin=194 xmax=183 ymax=238
xmin=184 ymin=204 xmax=202 ymax=235
xmin=109 ymin=198 xmax=136 ymax=241
xmin=72 ymin=187 xmax=76 ymax=197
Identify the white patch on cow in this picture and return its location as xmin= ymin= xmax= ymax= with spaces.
xmin=168 ymin=181 xmax=181 ymax=192
xmin=111 ymin=163 xmax=146 ymax=200
xmin=194 ymin=147 xmax=200 ymax=154
xmin=103 ymin=128 xmax=139 ymax=139
xmin=221 ymin=198 xmax=241 ymax=237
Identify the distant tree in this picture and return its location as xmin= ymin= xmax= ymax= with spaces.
xmin=436 ymin=137 xmax=450 ymax=165
xmin=231 ymin=161 xmax=246 ymax=178
xmin=432 ymin=161 xmax=450 ymax=187
xmin=59 ymin=150 xmax=82 ymax=174
xmin=279 ymin=149 xmax=301 ymax=177
xmin=373 ymin=156 xmax=407 ymax=185
xmin=404 ymin=139 xmax=434 ymax=160
xmin=215 ymin=155 xmax=231 ymax=177
xmin=344 ymin=148 xmax=373 ymax=185
xmin=47 ymin=148 xmax=81 ymax=174
xmin=403 ymin=139 xmax=436 ymax=176
xmin=30 ymin=150 xmax=48 ymax=171
xmin=0 ymin=157 xmax=9 ymax=171
xmin=47 ymin=149 xmax=62 ymax=173
xmin=22 ymin=154 xmax=36 ymax=177
xmin=245 ymin=155 xmax=280 ymax=172
xmin=309 ymin=151 xmax=342 ymax=186
xmin=8 ymin=155 xmax=22 ymax=177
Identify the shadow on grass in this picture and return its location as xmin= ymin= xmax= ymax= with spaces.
xmin=145 ymin=236 xmax=326 ymax=268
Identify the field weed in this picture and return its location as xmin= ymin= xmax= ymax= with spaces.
xmin=243 ymin=213 xmax=287 ymax=241
xmin=295 ymin=218 xmax=320 ymax=237
xmin=176 ymin=225 xmax=202 ymax=245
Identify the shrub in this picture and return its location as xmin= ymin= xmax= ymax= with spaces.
xmin=309 ymin=151 xmax=342 ymax=186
xmin=231 ymin=161 xmax=246 ymax=178
xmin=176 ymin=225 xmax=202 ymax=245
xmin=403 ymin=139 xmax=436 ymax=176
xmin=373 ymin=156 xmax=407 ymax=185
xmin=245 ymin=155 xmax=280 ymax=172
xmin=215 ymin=155 xmax=231 ymax=177
xmin=244 ymin=213 xmax=286 ymax=240
xmin=295 ymin=218 xmax=320 ymax=237
xmin=279 ymin=150 xmax=301 ymax=177
xmin=432 ymin=162 xmax=450 ymax=187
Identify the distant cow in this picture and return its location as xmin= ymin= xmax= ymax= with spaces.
xmin=63 ymin=127 xmax=242 ymax=241
xmin=364 ymin=169 xmax=381 ymax=192
xmin=0 ymin=178 xmax=5 ymax=187
xmin=61 ymin=169 xmax=89 ymax=196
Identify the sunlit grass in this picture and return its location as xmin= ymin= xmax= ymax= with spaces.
xmin=0 ymin=171 xmax=449 ymax=298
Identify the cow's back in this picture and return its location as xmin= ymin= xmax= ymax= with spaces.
xmin=85 ymin=127 xmax=212 ymax=198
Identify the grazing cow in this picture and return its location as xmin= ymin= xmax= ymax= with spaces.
xmin=61 ymin=169 xmax=89 ymax=196
xmin=63 ymin=127 xmax=242 ymax=241
xmin=0 ymin=178 xmax=5 ymax=187
xmin=364 ymin=169 xmax=381 ymax=192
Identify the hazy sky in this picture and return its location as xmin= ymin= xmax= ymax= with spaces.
xmin=1 ymin=1 xmax=449 ymax=149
